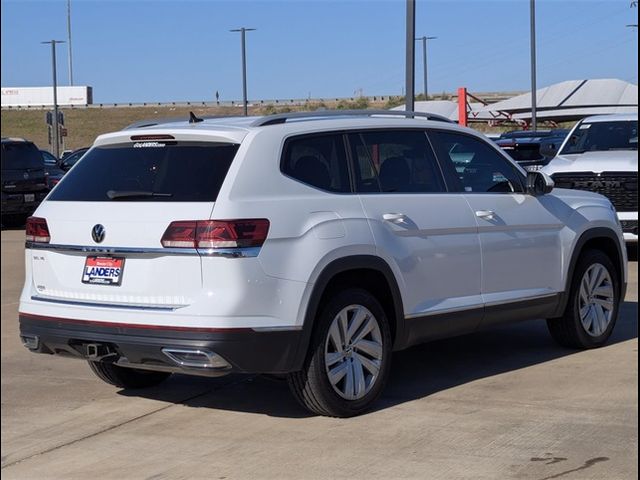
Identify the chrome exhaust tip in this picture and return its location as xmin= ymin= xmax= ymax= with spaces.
xmin=20 ymin=335 xmax=39 ymax=350
xmin=161 ymin=348 xmax=231 ymax=369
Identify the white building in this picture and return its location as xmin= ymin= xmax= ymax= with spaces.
xmin=1 ymin=86 xmax=93 ymax=107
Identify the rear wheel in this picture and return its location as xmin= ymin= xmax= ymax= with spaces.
xmin=287 ymin=288 xmax=392 ymax=417
xmin=547 ymin=249 xmax=620 ymax=349
xmin=88 ymin=361 xmax=171 ymax=388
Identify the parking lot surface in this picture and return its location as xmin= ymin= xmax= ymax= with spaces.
xmin=1 ymin=228 xmax=637 ymax=480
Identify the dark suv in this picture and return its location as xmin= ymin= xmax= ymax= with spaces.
xmin=1 ymin=138 xmax=49 ymax=223
xmin=495 ymin=129 xmax=569 ymax=171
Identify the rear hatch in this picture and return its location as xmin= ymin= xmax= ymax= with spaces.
xmin=2 ymin=141 xmax=47 ymax=205
xmin=29 ymin=134 xmax=241 ymax=309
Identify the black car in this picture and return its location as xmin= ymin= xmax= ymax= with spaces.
xmin=496 ymin=129 xmax=569 ymax=171
xmin=59 ymin=147 xmax=89 ymax=171
xmin=1 ymin=138 xmax=49 ymax=222
xmin=40 ymin=150 xmax=66 ymax=189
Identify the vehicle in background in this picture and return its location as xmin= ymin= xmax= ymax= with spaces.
xmin=495 ymin=129 xmax=569 ymax=172
xmin=1 ymin=138 xmax=48 ymax=223
xmin=59 ymin=147 xmax=89 ymax=171
xmin=40 ymin=150 xmax=65 ymax=189
xmin=542 ymin=114 xmax=638 ymax=243
xmin=483 ymin=132 xmax=502 ymax=141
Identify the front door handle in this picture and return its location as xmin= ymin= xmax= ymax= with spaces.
xmin=475 ymin=210 xmax=496 ymax=219
xmin=383 ymin=213 xmax=407 ymax=223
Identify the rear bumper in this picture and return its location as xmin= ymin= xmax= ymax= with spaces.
xmin=618 ymin=212 xmax=638 ymax=242
xmin=1 ymin=191 xmax=48 ymax=215
xmin=1 ymin=200 xmax=41 ymax=215
xmin=19 ymin=313 xmax=304 ymax=375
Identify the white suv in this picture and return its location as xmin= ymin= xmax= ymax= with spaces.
xmin=19 ymin=110 xmax=628 ymax=417
xmin=542 ymin=114 xmax=638 ymax=243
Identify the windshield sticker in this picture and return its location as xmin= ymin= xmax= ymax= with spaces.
xmin=579 ymin=124 xmax=591 ymax=129
xmin=133 ymin=142 xmax=166 ymax=148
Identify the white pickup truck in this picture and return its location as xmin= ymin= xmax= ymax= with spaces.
xmin=542 ymin=114 xmax=638 ymax=243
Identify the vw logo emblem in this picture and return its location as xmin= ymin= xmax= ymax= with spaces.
xmin=23 ymin=172 xmax=29 ymax=180
xmin=91 ymin=224 xmax=106 ymax=243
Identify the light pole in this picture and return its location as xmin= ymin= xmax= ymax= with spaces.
xmin=67 ymin=0 xmax=74 ymax=85
xmin=529 ymin=0 xmax=538 ymax=131
xmin=42 ymin=40 xmax=65 ymax=158
xmin=405 ymin=0 xmax=416 ymax=114
xmin=230 ymin=27 xmax=256 ymax=116
xmin=628 ymin=24 xmax=638 ymax=84
xmin=415 ymin=36 xmax=437 ymax=100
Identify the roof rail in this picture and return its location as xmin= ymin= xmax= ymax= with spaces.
xmin=250 ymin=109 xmax=453 ymax=127
xmin=122 ymin=109 xmax=453 ymax=131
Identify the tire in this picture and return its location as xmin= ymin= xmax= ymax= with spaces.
xmin=287 ymin=288 xmax=392 ymax=417
xmin=88 ymin=361 xmax=171 ymax=388
xmin=547 ymin=249 xmax=620 ymax=349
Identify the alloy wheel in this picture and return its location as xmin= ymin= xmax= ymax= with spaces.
xmin=324 ymin=304 xmax=384 ymax=400
xmin=578 ymin=263 xmax=615 ymax=337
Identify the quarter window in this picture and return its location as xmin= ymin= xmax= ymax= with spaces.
xmin=281 ymin=134 xmax=350 ymax=193
xmin=430 ymin=131 xmax=524 ymax=193
xmin=347 ymin=130 xmax=445 ymax=193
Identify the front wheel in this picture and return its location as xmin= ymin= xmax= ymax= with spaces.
xmin=547 ymin=249 xmax=620 ymax=349
xmin=287 ymin=288 xmax=392 ymax=417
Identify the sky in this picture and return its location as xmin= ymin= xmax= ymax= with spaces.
xmin=1 ymin=0 xmax=638 ymax=103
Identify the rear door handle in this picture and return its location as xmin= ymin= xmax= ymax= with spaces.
xmin=383 ymin=213 xmax=407 ymax=223
xmin=475 ymin=210 xmax=496 ymax=219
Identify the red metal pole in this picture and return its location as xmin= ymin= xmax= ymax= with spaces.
xmin=457 ymin=87 xmax=468 ymax=126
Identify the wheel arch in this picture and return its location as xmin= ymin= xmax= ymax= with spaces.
xmin=556 ymin=227 xmax=627 ymax=317
xmin=290 ymin=255 xmax=406 ymax=372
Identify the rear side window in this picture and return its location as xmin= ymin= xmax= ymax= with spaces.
xmin=1 ymin=142 xmax=44 ymax=170
xmin=48 ymin=141 xmax=238 ymax=202
xmin=281 ymin=133 xmax=350 ymax=193
xmin=347 ymin=130 xmax=445 ymax=193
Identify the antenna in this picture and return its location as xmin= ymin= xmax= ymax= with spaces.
xmin=189 ymin=111 xmax=204 ymax=124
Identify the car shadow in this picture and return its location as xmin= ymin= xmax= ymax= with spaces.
xmin=119 ymin=300 xmax=638 ymax=418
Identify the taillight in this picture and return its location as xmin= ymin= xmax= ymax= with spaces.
xmin=160 ymin=221 xmax=198 ymax=248
xmin=161 ymin=219 xmax=270 ymax=250
xmin=26 ymin=217 xmax=50 ymax=243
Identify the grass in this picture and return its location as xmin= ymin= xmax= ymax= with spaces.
xmin=2 ymin=96 xmax=548 ymax=152
xmin=1 ymin=101 xmax=388 ymax=153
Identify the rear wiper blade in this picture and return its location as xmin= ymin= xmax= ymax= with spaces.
xmin=106 ymin=190 xmax=173 ymax=200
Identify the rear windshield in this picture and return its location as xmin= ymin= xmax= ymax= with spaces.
xmin=1 ymin=142 xmax=44 ymax=170
xmin=48 ymin=141 xmax=239 ymax=202
xmin=503 ymin=144 xmax=543 ymax=161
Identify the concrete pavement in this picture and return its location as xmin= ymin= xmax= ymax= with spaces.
xmin=1 ymin=228 xmax=637 ymax=479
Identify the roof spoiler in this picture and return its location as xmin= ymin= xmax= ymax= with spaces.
xmin=123 ymin=112 xmax=218 ymax=130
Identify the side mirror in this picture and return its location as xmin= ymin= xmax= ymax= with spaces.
xmin=526 ymin=171 xmax=554 ymax=195
xmin=539 ymin=141 xmax=558 ymax=159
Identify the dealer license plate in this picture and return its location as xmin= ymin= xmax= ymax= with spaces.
xmin=82 ymin=256 xmax=125 ymax=285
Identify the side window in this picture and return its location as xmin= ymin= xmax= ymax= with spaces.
xmin=430 ymin=130 xmax=524 ymax=193
xmin=347 ymin=130 xmax=445 ymax=193
xmin=281 ymin=133 xmax=350 ymax=193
